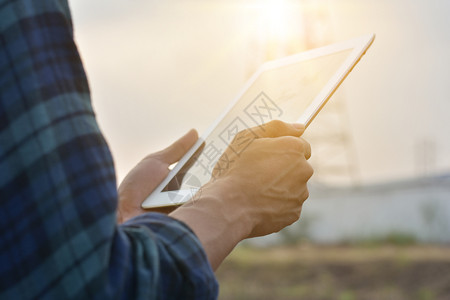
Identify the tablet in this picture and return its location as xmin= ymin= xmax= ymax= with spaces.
xmin=142 ymin=33 xmax=375 ymax=208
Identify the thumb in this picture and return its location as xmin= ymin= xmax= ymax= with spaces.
xmin=156 ymin=129 xmax=198 ymax=164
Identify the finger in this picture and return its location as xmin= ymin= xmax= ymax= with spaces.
xmin=251 ymin=120 xmax=305 ymax=138
xmin=300 ymin=137 xmax=312 ymax=160
xmin=272 ymin=136 xmax=311 ymax=160
xmin=156 ymin=129 xmax=198 ymax=164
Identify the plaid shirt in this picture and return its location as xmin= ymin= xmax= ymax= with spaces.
xmin=0 ymin=1 xmax=218 ymax=299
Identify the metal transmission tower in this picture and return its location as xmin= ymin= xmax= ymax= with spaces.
xmin=415 ymin=138 xmax=437 ymax=179
xmin=246 ymin=0 xmax=361 ymax=186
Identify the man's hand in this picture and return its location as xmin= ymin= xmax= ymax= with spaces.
xmin=211 ymin=120 xmax=313 ymax=237
xmin=117 ymin=129 xmax=198 ymax=223
xmin=170 ymin=120 xmax=313 ymax=269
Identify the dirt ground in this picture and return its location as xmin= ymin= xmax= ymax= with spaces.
xmin=215 ymin=244 xmax=450 ymax=300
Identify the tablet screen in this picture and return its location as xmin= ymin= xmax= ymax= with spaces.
xmin=164 ymin=49 xmax=353 ymax=199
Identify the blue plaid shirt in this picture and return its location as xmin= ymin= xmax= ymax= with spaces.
xmin=0 ymin=0 xmax=218 ymax=299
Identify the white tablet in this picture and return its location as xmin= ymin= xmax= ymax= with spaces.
xmin=142 ymin=33 xmax=375 ymax=208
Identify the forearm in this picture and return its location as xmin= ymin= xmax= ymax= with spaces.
xmin=119 ymin=213 xmax=219 ymax=298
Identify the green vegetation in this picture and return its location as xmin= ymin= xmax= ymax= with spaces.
xmin=216 ymin=244 xmax=450 ymax=300
xmin=353 ymin=232 xmax=417 ymax=247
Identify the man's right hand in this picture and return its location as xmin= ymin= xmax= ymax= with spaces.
xmin=209 ymin=120 xmax=313 ymax=238
xmin=170 ymin=120 xmax=313 ymax=270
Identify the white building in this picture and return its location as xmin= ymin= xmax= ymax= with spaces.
xmin=249 ymin=174 xmax=450 ymax=246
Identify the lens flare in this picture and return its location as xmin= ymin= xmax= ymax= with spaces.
xmin=262 ymin=0 xmax=292 ymax=40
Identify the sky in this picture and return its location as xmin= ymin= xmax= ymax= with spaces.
xmin=69 ymin=0 xmax=450 ymax=186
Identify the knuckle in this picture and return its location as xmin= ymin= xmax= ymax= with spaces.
xmin=280 ymin=136 xmax=304 ymax=151
xmin=283 ymin=214 xmax=296 ymax=228
xmin=306 ymin=163 xmax=314 ymax=178
xmin=267 ymin=119 xmax=284 ymax=128
xmin=266 ymin=119 xmax=284 ymax=133
xmin=288 ymin=208 xmax=302 ymax=225
xmin=302 ymin=188 xmax=310 ymax=200
xmin=300 ymin=137 xmax=311 ymax=149
xmin=298 ymin=138 xmax=311 ymax=153
xmin=258 ymin=120 xmax=284 ymax=136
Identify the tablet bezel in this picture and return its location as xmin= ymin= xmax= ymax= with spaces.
xmin=142 ymin=33 xmax=375 ymax=208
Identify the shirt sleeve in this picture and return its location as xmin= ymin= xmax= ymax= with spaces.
xmin=0 ymin=1 xmax=218 ymax=299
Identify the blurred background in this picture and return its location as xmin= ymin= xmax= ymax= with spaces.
xmin=71 ymin=0 xmax=450 ymax=299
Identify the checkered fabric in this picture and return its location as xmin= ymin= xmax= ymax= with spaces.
xmin=0 ymin=0 xmax=218 ymax=299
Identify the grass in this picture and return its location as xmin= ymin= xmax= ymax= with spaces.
xmin=215 ymin=244 xmax=450 ymax=300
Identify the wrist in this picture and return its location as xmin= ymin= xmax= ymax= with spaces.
xmin=198 ymin=178 xmax=254 ymax=239
xmin=169 ymin=178 xmax=252 ymax=270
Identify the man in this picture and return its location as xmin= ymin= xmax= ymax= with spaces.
xmin=0 ymin=0 xmax=313 ymax=299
